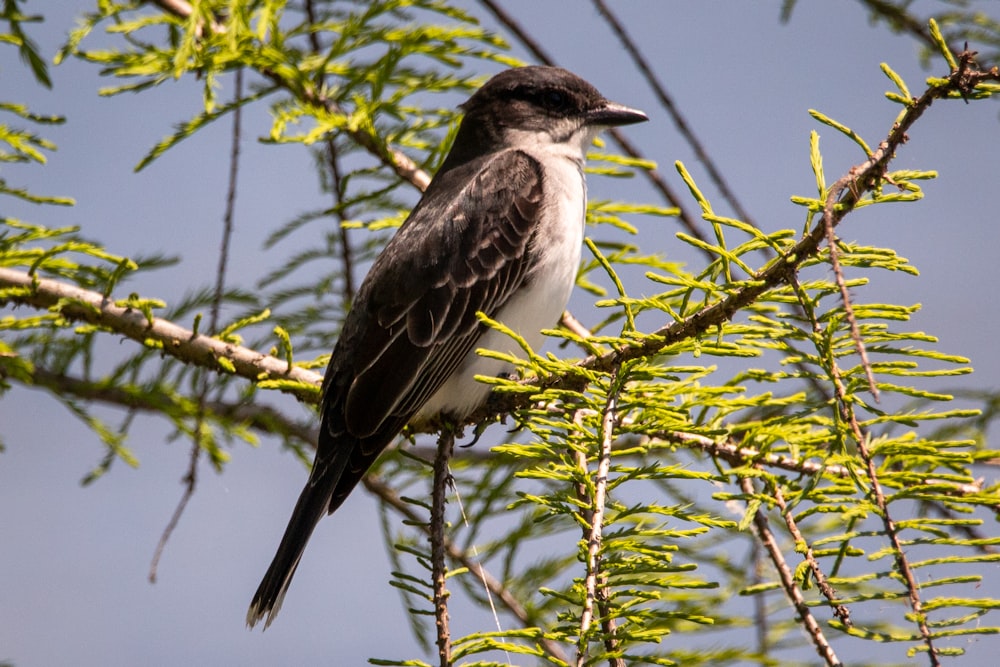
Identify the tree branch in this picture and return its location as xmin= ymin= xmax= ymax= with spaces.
xmin=467 ymin=50 xmax=1000 ymax=424
xmin=770 ymin=482 xmax=852 ymax=627
xmin=574 ymin=366 xmax=625 ymax=667
xmin=150 ymin=0 xmax=432 ymax=192
xmin=431 ymin=428 xmax=456 ymax=667
xmin=15 ymin=364 xmax=317 ymax=444
xmin=0 ymin=266 xmax=324 ymax=401
xmin=741 ymin=476 xmax=844 ymax=667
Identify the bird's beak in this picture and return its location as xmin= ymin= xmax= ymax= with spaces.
xmin=586 ymin=101 xmax=648 ymax=127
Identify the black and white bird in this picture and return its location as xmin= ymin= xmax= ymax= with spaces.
xmin=247 ymin=66 xmax=647 ymax=628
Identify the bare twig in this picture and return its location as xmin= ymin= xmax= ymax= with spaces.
xmin=770 ymin=483 xmax=852 ymax=626
xmin=212 ymin=67 xmax=243 ymax=327
xmin=591 ymin=0 xmax=758 ymax=229
xmin=741 ymin=477 xmax=844 ymax=667
xmin=363 ymin=473 xmax=571 ymax=664
xmin=304 ymin=0 xmax=356 ymax=302
xmin=326 ymin=140 xmax=356 ymax=302
xmin=148 ymin=439 xmax=200 ymax=583
xmin=574 ymin=366 xmax=624 ymax=667
xmin=150 ymin=67 xmax=243 ymax=581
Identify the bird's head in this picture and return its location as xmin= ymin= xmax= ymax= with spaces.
xmin=444 ymin=66 xmax=648 ymax=166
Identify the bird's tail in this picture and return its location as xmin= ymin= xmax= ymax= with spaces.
xmin=246 ymin=476 xmax=333 ymax=629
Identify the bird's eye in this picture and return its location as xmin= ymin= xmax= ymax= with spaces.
xmin=541 ymin=89 xmax=565 ymax=109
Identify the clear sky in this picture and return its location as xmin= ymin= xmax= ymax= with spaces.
xmin=2 ymin=2 xmax=998 ymax=665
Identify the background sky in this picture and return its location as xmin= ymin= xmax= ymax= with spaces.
xmin=2 ymin=1 xmax=999 ymax=665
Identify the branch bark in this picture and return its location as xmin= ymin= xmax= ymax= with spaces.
xmin=574 ymin=365 xmax=625 ymax=667
xmin=431 ymin=429 xmax=456 ymax=667
xmin=0 ymin=266 xmax=323 ymax=401
xmin=741 ymin=476 xmax=844 ymax=667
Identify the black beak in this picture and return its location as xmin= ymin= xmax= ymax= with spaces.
xmin=586 ymin=101 xmax=648 ymax=127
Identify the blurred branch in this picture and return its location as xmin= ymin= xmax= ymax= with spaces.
xmin=591 ymin=0 xmax=758 ymax=229
xmin=857 ymin=0 xmax=939 ymax=51
xmin=18 ymin=364 xmax=317 ymax=444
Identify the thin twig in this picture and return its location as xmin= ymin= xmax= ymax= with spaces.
xmin=591 ymin=0 xmax=758 ymax=229
xmin=363 ymin=473 xmax=571 ymax=664
xmin=770 ymin=483 xmax=852 ymax=627
xmin=148 ymin=439 xmax=200 ymax=582
xmin=327 ymin=139 xmax=356 ymax=303
xmin=741 ymin=476 xmax=844 ymax=667
xmin=149 ymin=67 xmax=243 ymax=581
xmin=575 ymin=366 xmax=623 ymax=667
xmin=854 ymin=398 xmax=938 ymax=661
xmin=304 ymin=0 xmax=356 ymax=302
xmin=431 ymin=428 xmax=456 ymax=667
xmin=212 ymin=66 xmax=242 ymax=327
xmin=823 ymin=210 xmax=880 ymax=400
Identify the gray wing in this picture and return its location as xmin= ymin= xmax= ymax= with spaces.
xmin=322 ymin=148 xmax=546 ymax=505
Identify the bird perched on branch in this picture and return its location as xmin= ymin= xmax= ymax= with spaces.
xmin=247 ymin=65 xmax=647 ymax=629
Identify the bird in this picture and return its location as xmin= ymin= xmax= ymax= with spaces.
xmin=247 ymin=65 xmax=648 ymax=629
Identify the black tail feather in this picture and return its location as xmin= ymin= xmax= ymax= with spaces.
xmin=246 ymin=473 xmax=333 ymax=629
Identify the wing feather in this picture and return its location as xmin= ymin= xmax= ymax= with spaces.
xmin=337 ymin=149 xmax=544 ymax=439
xmin=311 ymin=149 xmax=545 ymax=513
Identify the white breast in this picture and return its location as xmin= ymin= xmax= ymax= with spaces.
xmin=416 ymin=146 xmax=587 ymax=421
